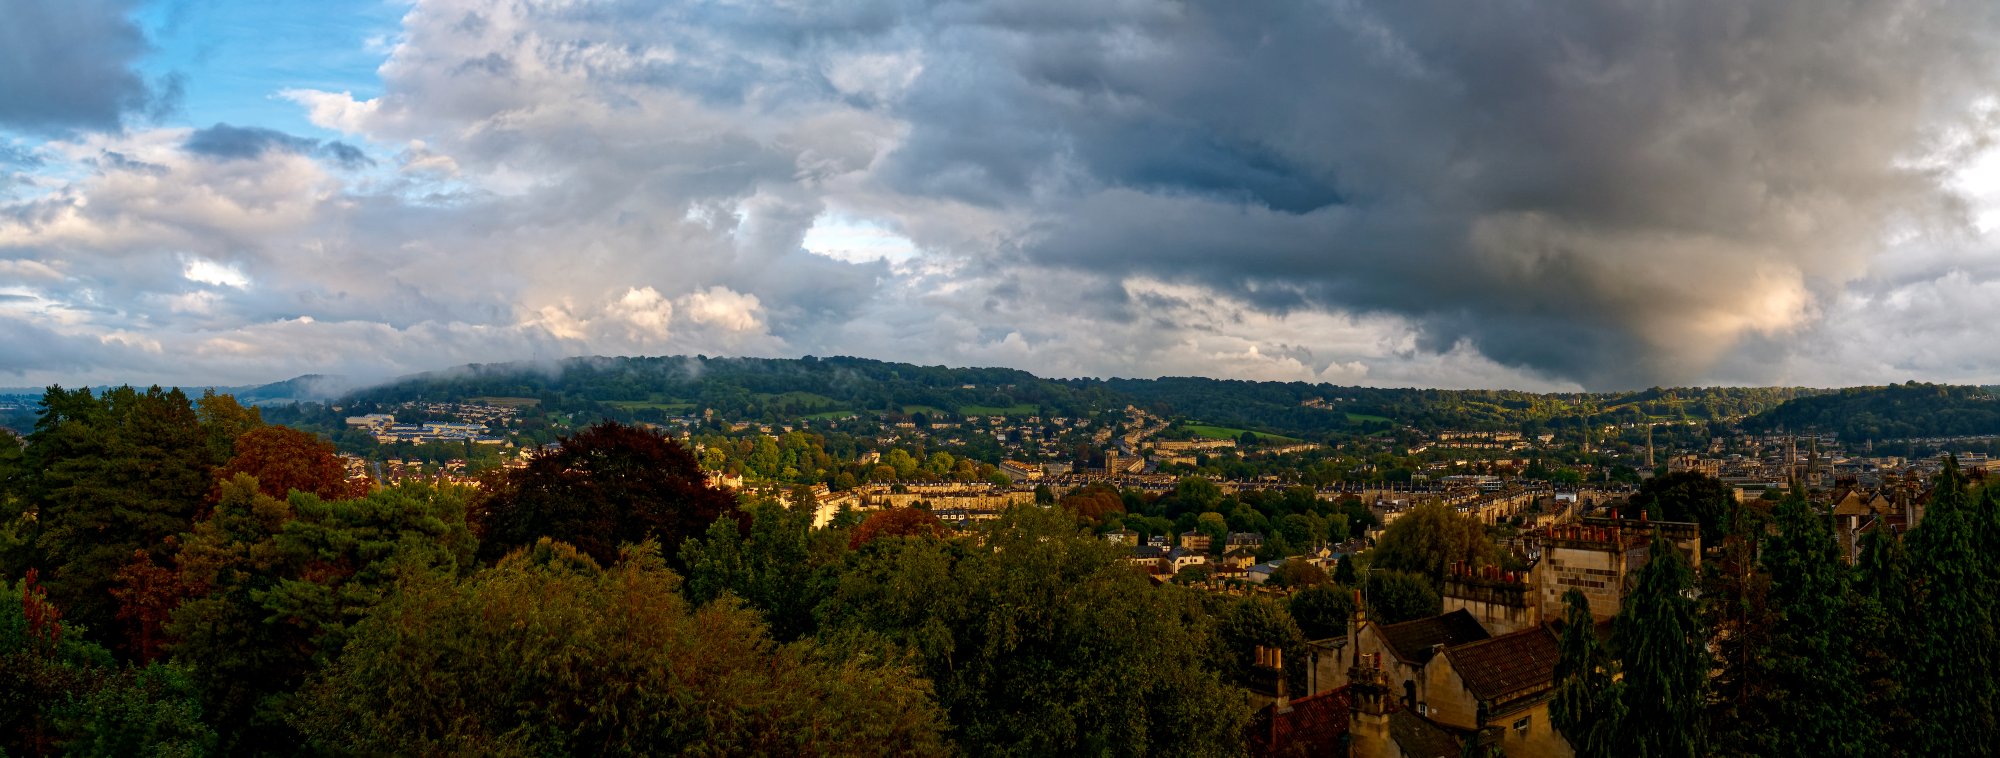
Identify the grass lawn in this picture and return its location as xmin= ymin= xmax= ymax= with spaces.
xmin=606 ymin=399 xmax=696 ymax=412
xmin=469 ymin=396 xmax=540 ymax=407
xmin=1182 ymin=424 xmax=1305 ymax=444
xmin=1345 ymin=413 xmax=1392 ymax=424
xmin=756 ymin=391 xmax=844 ymax=409
xmin=900 ymin=404 xmax=951 ymax=417
xmin=959 ymin=404 xmax=1039 ymax=416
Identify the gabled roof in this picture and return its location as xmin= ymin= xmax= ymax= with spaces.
xmin=1445 ymin=625 xmax=1562 ymax=709
xmin=1833 ymin=491 xmax=1872 ymax=516
xmin=1388 ymin=709 xmax=1467 ymax=758
xmin=1248 ymin=687 xmax=1352 ymax=758
xmin=1868 ymin=494 xmax=1894 ymax=515
xmin=1378 ymin=609 xmax=1490 ymax=665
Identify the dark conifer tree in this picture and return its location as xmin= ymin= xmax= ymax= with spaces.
xmin=1613 ymin=531 xmax=1707 ymax=758
xmin=1903 ymin=458 xmax=1998 ymax=756
xmin=1552 ymin=589 xmax=1622 ymax=758
xmin=1702 ymin=499 xmax=1774 ymax=754
xmin=1760 ymin=488 xmax=1876 ymax=756
xmin=1853 ymin=526 xmax=1915 ymax=752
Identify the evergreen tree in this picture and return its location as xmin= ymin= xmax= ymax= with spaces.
xmin=1702 ymin=499 xmax=1774 ymax=754
xmin=1903 ymin=458 xmax=1999 ymax=756
xmin=1853 ymin=526 xmax=1915 ymax=752
xmin=1551 ymin=589 xmax=1623 ymax=758
xmin=1614 ymin=531 xmax=1707 ymax=758
xmin=1759 ymin=488 xmax=1876 ymax=756
xmin=26 ymin=386 xmax=235 ymax=643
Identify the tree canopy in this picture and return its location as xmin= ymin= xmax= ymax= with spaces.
xmin=294 ymin=539 xmax=947 ymax=756
xmin=472 ymin=421 xmax=739 ymax=567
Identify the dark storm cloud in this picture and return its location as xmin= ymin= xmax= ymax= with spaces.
xmin=869 ymin=0 xmax=2000 ymax=388
xmin=0 ymin=0 xmax=168 ymax=133
xmin=183 ymin=124 xmax=374 ymax=169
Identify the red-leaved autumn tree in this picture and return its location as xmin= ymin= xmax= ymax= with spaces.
xmin=213 ymin=425 xmax=362 ymax=502
xmin=108 ymin=547 xmax=187 ymax=662
xmin=848 ymin=507 xmax=945 ymax=549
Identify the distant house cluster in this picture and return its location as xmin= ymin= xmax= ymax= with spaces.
xmin=345 ymin=413 xmax=506 ymax=445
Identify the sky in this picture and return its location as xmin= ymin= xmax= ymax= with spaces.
xmin=6 ymin=0 xmax=2000 ymax=393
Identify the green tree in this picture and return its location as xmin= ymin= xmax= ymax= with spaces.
xmin=293 ymin=539 xmax=947 ymax=755
xmin=1217 ymin=595 xmax=1307 ymax=691
xmin=1854 ymin=523 xmax=1916 ymax=748
xmin=1370 ymin=502 xmax=1501 ymax=585
xmin=1176 ymin=476 xmax=1222 ymax=511
xmin=1702 ymin=499 xmax=1775 ymax=754
xmin=1612 ymin=531 xmax=1707 ymax=758
xmin=1287 ymin=584 xmax=1353 ymax=640
xmin=1627 ymin=471 xmax=1733 ymax=544
xmin=817 ymin=506 xmax=1249 ymax=756
xmin=681 ymin=499 xmax=837 ymax=642
xmin=1757 ymin=489 xmax=1876 ymax=756
xmin=168 ymin=476 xmax=477 ymax=751
xmin=1902 ymin=458 xmax=1999 ymax=755
xmin=1363 ymin=570 xmax=1440 ymax=624
xmin=2 ymin=570 xmax=215 ymax=756
xmin=1551 ymin=589 xmax=1623 ymax=758
xmin=26 ymin=386 xmax=231 ymax=643
xmin=1195 ymin=511 xmax=1229 ymax=545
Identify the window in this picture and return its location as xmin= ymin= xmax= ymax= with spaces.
xmin=1514 ymin=716 xmax=1532 ymax=736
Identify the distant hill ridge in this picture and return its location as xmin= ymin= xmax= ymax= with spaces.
xmin=1740 ymin=381 xmax=2000 ymax=441
xmin=21 ymin=358 xmax=1982 ymax=442
xmin=324 ymin=354 xmax=1823 ymax=440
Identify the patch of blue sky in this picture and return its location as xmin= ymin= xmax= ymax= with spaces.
xmin=133 ymin=0 xmax=404 ymax=141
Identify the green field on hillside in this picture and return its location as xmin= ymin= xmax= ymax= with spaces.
xmin=756 ymin=391 xmax=843 ymax=409
xmin=469 ymin=396 xmax=540 ymax=407
xmin=959 ymin=404 xmax=1039 ymax=416
xmin=1184 ymin=424 xmax=1304 ymax=444
xmin=607 ymin=399 xmax=695 ymax=412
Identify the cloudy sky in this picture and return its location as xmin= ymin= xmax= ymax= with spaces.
xmin=6 ymin=0 xmax=2000 ymax=392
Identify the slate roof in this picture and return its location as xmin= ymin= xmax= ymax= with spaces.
xmin=1388 ymin=709 xmax=1467 ymax=758
xmin=1446 ymin=624 xmax=1562 ymax=709
xmin=1378 ymin=609 xmax=1490 ymax=665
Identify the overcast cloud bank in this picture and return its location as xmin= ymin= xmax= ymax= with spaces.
xmin=5 ymin=0 xmax=2000 ymax=391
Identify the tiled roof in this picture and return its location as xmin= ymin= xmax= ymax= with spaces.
xmin=1388 ymin=709 xmax=1466 ymax=758
xmin=1446 ymin=625 xmax=1562 ymax=708
xmin=1248 ymin=687 xmax=1352 ymax=758
xmin=1379 ymin=609 xmax=1490 ymax=665
xmin=1833 ymin=491 xmax=1871 ymax=516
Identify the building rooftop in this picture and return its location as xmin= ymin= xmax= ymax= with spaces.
xmin=1445 ymin=624 xmax=1562 ymax=711
xmin=1378 ymin=609 xmax=1490 ymax=666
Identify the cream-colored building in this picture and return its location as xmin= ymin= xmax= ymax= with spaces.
xmin=1348 ymin=609 xmax=1570 ymax=757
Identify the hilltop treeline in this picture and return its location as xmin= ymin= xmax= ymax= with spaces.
xmin=318 ymin=355 xmax=1817 ymax=441
xmin=1742 ymin=381 xmax=2000 ymax=441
